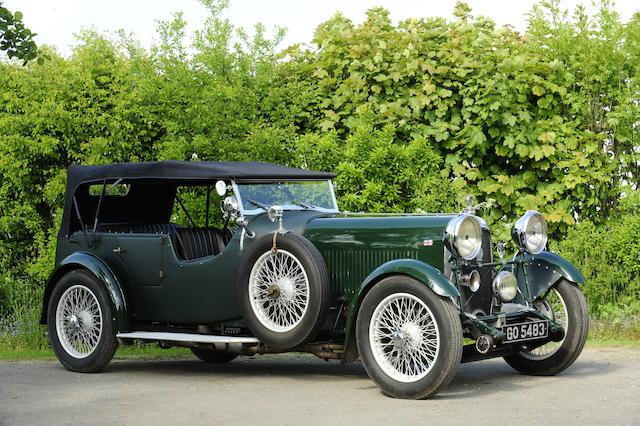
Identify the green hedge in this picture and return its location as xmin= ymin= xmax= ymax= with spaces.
xmin=0 ymin=1 xmax=639 ymax=341
xmin=553 ymin=190 xmax=640 ymax=317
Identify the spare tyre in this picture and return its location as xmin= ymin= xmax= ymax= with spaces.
xmin=237 ymin=232 xmax=330 ymax=349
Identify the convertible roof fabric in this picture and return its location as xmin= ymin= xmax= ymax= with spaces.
xmin=59 ymin=161 xmax=334 ymax=236
xmin=67 ymin=160 xmax=335 ymax=188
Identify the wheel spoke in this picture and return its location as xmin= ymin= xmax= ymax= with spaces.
xmin=248 ymin=249 xmax=310 ymax=333
xmin=522 ymin=288 xmax=569 ymax=359
xmin=368 ymin=292 xmax=440 ymax=383
xmin=55 ymin=285 xmax=103 ymax=359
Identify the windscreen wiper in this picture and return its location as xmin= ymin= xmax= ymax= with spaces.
xmin=293 ymin=201 xmax=317 ymax=210
xmin=248 ymin=199 xmax=269 ymax=210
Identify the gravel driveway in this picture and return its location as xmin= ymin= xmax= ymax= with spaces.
xmin=1 ymin=346 xmax=639 ymax=425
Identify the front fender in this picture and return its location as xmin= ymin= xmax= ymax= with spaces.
xmin=359 ymin=259 xmax=460 ymax=298
xmin=40 ymin=252 xmax=128 ymax=333
xmin=341 ymin=259 xmax=459 ymax=361
xmin=514 ymin=251 xmax=585 ymax=300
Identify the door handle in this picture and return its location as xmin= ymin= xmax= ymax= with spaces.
xmin=113 ymin=247 xmax=125 ymax=254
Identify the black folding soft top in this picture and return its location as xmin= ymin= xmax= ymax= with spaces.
xmin=67 ymin=160 xmax=335 ymax=188
xmin=60 ymin=161 xmax=335 ymax=237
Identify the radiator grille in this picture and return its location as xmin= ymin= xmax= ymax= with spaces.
xmin=446 ymin=229 xmax=494 ymax=315
xmin=323 ymin=249 xmax=419 ymax=298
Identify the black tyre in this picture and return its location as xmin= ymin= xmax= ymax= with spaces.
xmin=356 ymin=276 xmax=463 ymax=399
xmin=191 ymin=348 xmax=238 ymax=363
xmin=47 ymin=270 xmax=118 ymax=372
xmin=504 ymin=279 xmax=589 ymax=375
xmin=237 ymin=232 xmax=330 ymax=349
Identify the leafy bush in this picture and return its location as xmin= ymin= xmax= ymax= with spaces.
xmin=289 ymin=4 xmax=614 ymax=231
xmin=0 ymin=0 xmax=639 ymax=346
xmin=553 ymin=189 xmax=640 ymax=316
xmin=298 ymin=110 xmax=461 ymax=213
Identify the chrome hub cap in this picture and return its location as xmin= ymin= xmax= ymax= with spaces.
xmin=402 ymin=322 xmax=423 ymax=349
xmin=248 ymin=250 xmax=310 ymax=332
xmin=278 ymin=277 xmax=295 ymax=299
xmin=55 ymin=285 xmax=103 ymax=359
xmin=69 ymin=314 xmax=79 ymax=328
xmin=369 ymin=293 xmax=440 ymax=383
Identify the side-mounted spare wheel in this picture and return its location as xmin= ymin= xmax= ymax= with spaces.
xmin=356 ymin=276 xmax=463 ymax=399
xmin=237 ymin=232 xmax=330 ymax=349
xmin=47 ymin=269 xmax=118 ymax=372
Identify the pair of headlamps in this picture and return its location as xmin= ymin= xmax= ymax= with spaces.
xmin=444 ymin=210 xmax=548 ymax=302
xmin=445 ymin=210 xmax=548 ymax=261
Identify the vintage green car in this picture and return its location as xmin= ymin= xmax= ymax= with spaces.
xmin=41 ymin=160 xmax=588 ymax=399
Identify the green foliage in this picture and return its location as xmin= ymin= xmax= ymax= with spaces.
xmin=0 ymin=274 xmax=48 ymax=350
xmin=298 ymin=110 xmax=460 ymax=213
xmin=0 ymin=2 xmax=40 ymax=64
xmin=288 ymin=2 xmax=614 ymax=232
xmin=0 ymin=0 xmax=639 ymax=342
xmin=553 ymin=189 xmax=640 ymax=316
xmin=528 ymin=0 xmax=640 ymax=200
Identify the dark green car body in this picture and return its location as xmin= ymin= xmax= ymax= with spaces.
xmin=42 ymin=160 xmax=585 ymax=365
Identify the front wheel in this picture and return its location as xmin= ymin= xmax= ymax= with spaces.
xmin=47 ymin=270 xmax=118 ymax=372
xmin=504 ymin=279 xmax=589 ymax=375
xmin=356 ymin=276 xmax=463 ymax=399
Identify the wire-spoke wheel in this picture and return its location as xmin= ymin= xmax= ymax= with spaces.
xmin=504 ymin=279 xmax=588 ymax=376
xmin=369 ymin=293 xmax=440 ymax=383
xmin=520 ymin=288 xmax=568 ymax=360
xmin=48 ymin=270 xmax=118 ymax=372
xmin=357 ymin=276 xmax=462 ymax=399
xmin=248 ymin=250 xmax=310 ymax=333
xmin=55 ymin=285 xmax=103 ymax=358
xmin=238 ymin=233 xmax=329 ymax=349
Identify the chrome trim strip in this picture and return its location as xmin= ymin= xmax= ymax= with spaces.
xmin=116 ymin=331 xmax=259 ymax=344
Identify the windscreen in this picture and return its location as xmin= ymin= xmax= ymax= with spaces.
xmin=236 ymin=181 xmax=338 ymax=215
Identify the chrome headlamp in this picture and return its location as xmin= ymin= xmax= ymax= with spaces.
xmin=512 ymin=210 xmax=548 ymax=254
xmin=445 ymin=214 xmax=482 ymax=260
xmin=492 ymin=270 xmax=518 ymax=302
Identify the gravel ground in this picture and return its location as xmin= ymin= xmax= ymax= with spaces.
xmin=1 ymin=346 xmax=639 ymax=425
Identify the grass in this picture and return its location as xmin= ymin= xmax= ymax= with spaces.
xmin=0 ymin=344 xmax=194 ymax=361
xmin=1 ymin=334 xmax=638 ymax=361
xmin=1 ymin=296 xmax=638 ymax=361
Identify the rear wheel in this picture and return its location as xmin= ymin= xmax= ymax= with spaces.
xmin=191 ymin=348 xmax=238 ymax=363
xmin=504 ymin=279 xmax=588 ymax=375
xmin=356 ymin=276 xmax=463 ymax=399
xmin=47 ymin=270 xmax=118 ymax=372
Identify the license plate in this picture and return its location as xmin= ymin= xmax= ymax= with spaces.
xmin=503 ymin=320 xmax=548 ymax=343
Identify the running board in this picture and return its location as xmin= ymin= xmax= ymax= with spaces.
xmin=116 ymin=331 xmax=259 ymax=344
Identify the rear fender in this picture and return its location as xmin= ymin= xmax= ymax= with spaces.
xmin=341 ymin=259 xmax=459 ymax=363
xmin=40 ymin=252 xmax=128 ymax=333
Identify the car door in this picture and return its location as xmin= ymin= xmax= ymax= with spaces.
xmin=113 ymin=234 xmax=166 ymax=287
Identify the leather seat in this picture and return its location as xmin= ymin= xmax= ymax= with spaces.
xmin=98 ymin=223 xmax=180 ymax=234
xmin=97 ymin=222 xmax=228 ymax=260
xmin=174 ymin=228 xmax=226 ymax=260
